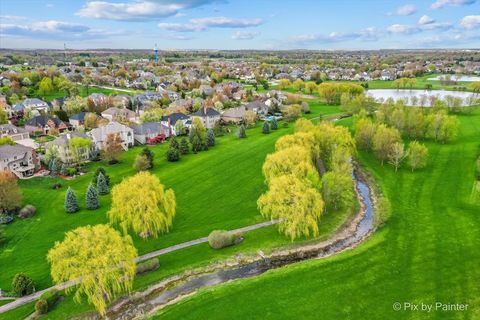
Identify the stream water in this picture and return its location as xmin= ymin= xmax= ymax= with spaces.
xmin=105 ymin=174 xmax=374 ymax=319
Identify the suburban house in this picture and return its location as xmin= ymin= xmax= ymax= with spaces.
xmin=245 ymin=100 xmax=269 ymax=116
xmin=0 ymin=124 xmax=37 ymax=148
xmin=24 ymin=115 xmax=71 ymax=135
xmin=69 ymin=112 xmax=86 ymax=128
xmin=157 ymin=86 xmax=179 ymax=101
xmin=192 ymin=107 xmax=220 ymax=129
xmin=131 ymin=122 xmax=170 ymax=144
xmin=133 ymin=92 xmax=163 ymax=113
xmin=0 ymin=144 xmax=39 ymax=178
xmin=160 ymin=112 xmax=191 ymax=136
xmin=89 ymin=121 xmax=134 ymax=151
xmin=22 ymin=98 xmax=49 ymax=113
xmin=221 ymin=106 xmax=246 ymax=124
xmin=46 ymin=132 xmax=92 ymax=164
xmin=101 ymin=107 xmax=137 ymax=123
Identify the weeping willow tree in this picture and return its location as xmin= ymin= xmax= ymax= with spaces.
xmin=108 ymin=171 xmax=176 ymax=238
xmin=47 ymin=224 xmax=137 ymax=316
xmin=258 ymin=175 xmax=324 ymax=240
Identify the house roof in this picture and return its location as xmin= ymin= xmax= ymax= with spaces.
xmin=245 ymin=100 xmax=268 ymax=111
xmin=0 ymin=144 xmax=33 ymax=161
xmin=222 ymin=107 xmax=246 ymax=119
xmin=102 ymin=107 xmax=135 ymax=117
xmin=193 ymin=107 xmax=220 ymax=117
xmin=89 ymin=121 xmax=132 ymax=141
xmin=160 ymin=112 xmax=189 ymax=125
xmin=25 ymin=115 xmax=67 ymax=127
xmin=131 ymin=122 xmax=167 ymax=135
xmin=23 ymin=98 xmax=47 ymax=106
xmin=0 ymin=124 xmax=27 ymax=135
xmin=47 ymin=132 xmax=90 ymax=147
xmin=70 ymin=112 xmax=86 ymax=121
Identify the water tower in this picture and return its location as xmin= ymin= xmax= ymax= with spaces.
xmin=154 ymin=44 xmax=159 ymax=63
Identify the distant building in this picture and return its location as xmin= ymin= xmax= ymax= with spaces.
xmin=24 ymin=116 xmax=70 ymax=135
xmin=46 ymin=132 xmax=92 ymax=164
xmin=0 ymin=124 xmax=36 ymax=148
xmin=192 ymin=107 xmax=220 ymax=129
xmin=131 ymin=122 xmax=169 ymax=144
xmin=89 ymin=122 xmax=134 ymax=151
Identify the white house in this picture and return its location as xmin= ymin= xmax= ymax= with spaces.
xmin=88 ymin=122 xmax=134 ymax=151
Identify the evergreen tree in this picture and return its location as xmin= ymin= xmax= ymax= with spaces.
xmin=65 ymin=187 xmax=79 ymax=213
xmin=97 ymin=172 xmax=109 ymax=195
xmin=60 ymin=163 xmax=68 ymax=176
xmin=140 ymin=147 xmax=154 ymax=169
xmin=92 ymin=167 xmax=110 ymax=186
xmin=49 ymin=159 xmax=58 ymax=175
xmin=166 ymin=146 xmax=181 ymax=162
xmin=262 ymin=121 xmax=270 ymax=134
xmin=271 ymin=117 xmax=278 ymax=130
xmin=207 ymin=129 xmax=215 ymax=147
xmin=191 ymin=135 xmax=203 ymax=153
xmin=170 ymin=136 xmax=179 ymax=150
xmin=179 ymin=138 xmax=190 ymax=155
xmin=238 ymin=124 xmax=247 ymax=139
xmin=86 ymin=184 xmax=99 ymax=210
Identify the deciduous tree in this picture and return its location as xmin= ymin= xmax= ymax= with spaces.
xmin=0 ymin=171 xmax=22 ymax=214
xmin=108 ymin=172 xmax=176 ymax=238
xmin=102 ymin=133 xmax=123 ymax=163
xmin=408 ymin=141 xmax=428 ymax=171
xmin=47 ymin=225 xmax=137 ymax=316
xmin=373 ymin=124 xmax=402 ymax=165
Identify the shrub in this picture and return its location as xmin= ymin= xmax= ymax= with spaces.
xmin=12 ymin=273 xmax=35 ymax=296
xmin=207 ymin=129 xmax=215 ymax=147
xmin=133 ymin=154 xmax=151 ymax=172
xmin=166 ymin=146 xmax=181 ymax=162
xmin=208 ymin=230 xmax=236 ymax=249
xmin=18 ymin=205 xmax=36 ymax=219
xmin=262 ymin=121 xmax=270 ymax=134
xmin=40 ymin=288 xmax=59 ymax=310
xmin=140 ymin=147 xmax=154 ymax=168
xmin=179 ymin=138 xmax=190 ymax=155
xmin=67 ymin=167 xmax=77 ymax=176
xmin=35 ymin=299 xmax=48 ymax=315
xmin=52 ymin=183 xmax=62 ymax=190
xmin=136 ymin=258 xmax=160 ymax=275
xmin=0 ymin=214 xmax=13 ymax=224
xmin=271 ymin=117 xmax=278 ymax=130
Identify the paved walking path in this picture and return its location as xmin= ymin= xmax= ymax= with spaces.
xmin=0 ymin=219 xmax=279 ymax=314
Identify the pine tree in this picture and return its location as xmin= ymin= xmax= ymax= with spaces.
xmin=262 ymin=121 xmax=270 ymax=134
xmin=97 ymin=172 xmax=109 ymax=195
xmin=179 ymin=138 xmax=190 ymax=155
xmin=60 ymin=163 xmax=68 ymax=176
xmin=65 ymin=187 xmax=79 ymax=213
xmin=271 ymin=117 xmax=278 ymax=130
xmin=170 ymin=137 xmax=179 ymax=150
xmin=238 ymin=124 xmax=246 ymax=139
xmin=49 ymin=159 xmax=58 ymax=175
xmin=207 ymin=129 xmax=215 ymax=147
xmin=86 ymin=184 xmax=99 ymax=210
xmin=92 ymin=167 xmax=110 ymax=186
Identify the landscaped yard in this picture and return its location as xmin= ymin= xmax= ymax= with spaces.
xmin=0 ymin=102 xmax=353 ymax=319
xmin=153 ymin=108 xmax=480 ymax=319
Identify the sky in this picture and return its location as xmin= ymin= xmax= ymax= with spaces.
xmin=0 ymin=0 xmax=479 ymax=50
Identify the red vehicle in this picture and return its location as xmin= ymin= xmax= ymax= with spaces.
xmin=146 ymin=134 xmax=166 ymax=144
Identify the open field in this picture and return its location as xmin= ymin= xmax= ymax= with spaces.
xmin=0 ymin=102 xmax=353 ymax=318
xmin=154 ymin=108 xmax=480 ymax=319
xmin=36 ymin=85 xmax=135 ymax=102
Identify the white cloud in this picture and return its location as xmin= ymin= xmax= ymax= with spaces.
xmin=430 ymin=0 xmax=475 ymax=9
xmin=291 ymin=27 xmax=381 ymax=44
xmin=396 ymin=4 xmax=417 ymax=16
xmin=158 ymin=16 xmax=263 ymax=33
xmin=418 ymin=15 xmax=435 ymax=25
xmin=421 ymin=22 xmax=453 ymax=30
xmin=387 ymin=24 xmax=420 ymax=34
xmin=76 ymin=0 xmax=215 ymax=21
xmin=158 ymin=22 xmax=205 ymax=32
xmin=161 ymin=33 xmax=194 ymax=40
xmin=232 ymin=31 xmax=259 ymax=40
xmin=460 ymin=15 xmax=480 ymax=29
xmin=0 ymin=20 xmax=124 ymax=40
xmin=189 ymin=16 xmax=263 ymax=28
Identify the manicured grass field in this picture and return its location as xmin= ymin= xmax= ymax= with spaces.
xmin=38 ymin=85 xmax=134 ymax=102
xmin=0 ymin=102 xmax=350 ymax=318
xmin=367 ymin=74 xmax=475 ymax=91
xmin=155 ymin=109 xmax=480 ymax=319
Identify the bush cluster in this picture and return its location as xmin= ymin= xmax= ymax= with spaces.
xmin=12 ymin=273 xmax=35 ymax=296
xmin=0 ymin=214 xmax=14 ymax=224
xmin=18 ymin=205 xmax=36 ymax=219
xmin=136 ymin=258 xmax=160 ymax=274
xmin=208 ymin=230 xmax=237 ymax=249
xmin=35 ymin=299 xmax=48 ymax=315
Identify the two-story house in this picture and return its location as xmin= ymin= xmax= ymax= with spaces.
xmin=0 ymin=144 xmax=39 ymax=178
xmin=46 ymin=132 xmax=92 ymax=164
xmin=192 ymin=107 xmax=220 ymax=129
xmin=89 ymin=121 xmax=134 ymax=151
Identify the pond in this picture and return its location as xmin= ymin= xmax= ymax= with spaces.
xmin=427 ymin=75 xmax=480 ymax=82
xmin=366 ymin=89 xmax=478 ymax=106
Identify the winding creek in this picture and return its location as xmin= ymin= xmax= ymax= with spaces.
xmin=102 ymin=172 xmax=375 ymax=320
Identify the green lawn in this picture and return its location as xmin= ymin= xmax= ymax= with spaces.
xmin=366 ymin=74 xmax=475 ymax=91
xmin=0 ymin=102 xmax=348 ymax=319
xmin=155 ymin=109 xmax=480 ymax=319
xmin=37 ymin=85 xmax=135 ymax=102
